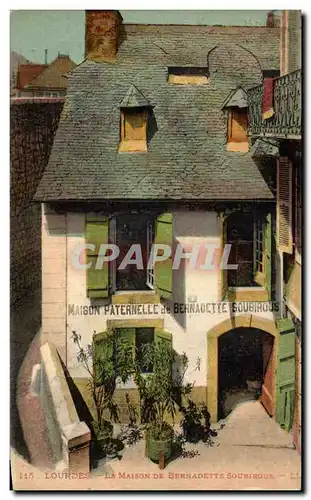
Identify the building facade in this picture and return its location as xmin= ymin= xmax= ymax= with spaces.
xmin=248 ymin=9 xmax=301 ymax=449
xmin=34 ymin=10 xmax=301 ymax=430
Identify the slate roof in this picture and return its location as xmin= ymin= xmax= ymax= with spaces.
xmin=35 ymin=24 xmax=279 ymax=202
xmin=223 ymin=87 xmax=248 ymax=108
xmin=120 ymin=85 xmax=151 ymax=108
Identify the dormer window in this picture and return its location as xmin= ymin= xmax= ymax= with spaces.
xmin=223 ymin=87 xmax=249 ymax=153
xmin=227 ymin=107 xmax=249 ymax=152
xmin=119 ymin=85 xmax=150 ymax=153
xmin=119 ymin=108 xmax=148 ymax=152
xmin=168 ymin=67 xmax=208 ymax=85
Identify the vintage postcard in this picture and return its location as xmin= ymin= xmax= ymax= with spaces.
xmin=10 ymin=9 xmax=302 ymax=491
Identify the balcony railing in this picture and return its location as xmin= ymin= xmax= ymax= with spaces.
xmin=247 ymin=69 xmax=301 ymax=140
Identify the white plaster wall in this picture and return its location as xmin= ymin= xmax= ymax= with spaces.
xmin=41 ymin=204 xmax=67 ymax=362
xmin=42 ymin=208 xmax=279 ymax=386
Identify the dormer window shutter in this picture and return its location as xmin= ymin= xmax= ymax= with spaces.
xmin=277 ymin=157 xmax=293 ymax=254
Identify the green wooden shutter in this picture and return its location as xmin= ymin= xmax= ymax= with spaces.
xmin=86 ymin=215 xmax=109 ymax=298
xmin=117 ymin=328 xmax=136 ymax=363
xmin=265 ymin=212 xmax=272 ymax=300
xmin=154 ymin=213 xmax=173 ymax=299
xmin=277 ymin=157 xmax=293 ymax=254
xmin=221 ymin=214 xmax=228 ymax=300
xmin=154 ymin=328 xmax=173 ymax=374
xmin=276 ymin=318 xmax=296 ymax=431
xmin=155 ymin=328 xmax=173 ymax=346
xmin=93 ymin=331 xmax=114 ymax=385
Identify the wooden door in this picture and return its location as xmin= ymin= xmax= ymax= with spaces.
xmin=260 ymin=334 xmax=274 ymax=416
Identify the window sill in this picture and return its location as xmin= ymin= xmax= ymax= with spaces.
xmin=107 ymin=318 xmax=164 ymax=329
xmin=118 ymin=140 xmax=147 ymax=153
xmin=227 ymin=287 xmax=269 ymax=302
xmin=227 ymin=141 xmax=249 ymax=153
xmin=111 ymin=291 xmax=160 ymax=305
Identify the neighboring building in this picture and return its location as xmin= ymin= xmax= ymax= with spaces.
xmin=248 ymin=10 xmax=301 ymax=450
xmin=10 ymin=51 xmax=30 ymax=96
xmin=10 ymin=100 xmax=64 ymax=304
xmin=15 ymin=53 xmax=76 ymax=98
xmin=34 ymin=10 xmax=300 ymax=428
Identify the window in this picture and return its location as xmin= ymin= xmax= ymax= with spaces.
xmin=227 ymin=107 xmax=249 ymax=152
xmin=168 ymin=67 xmax=208 ymax=85
xmin=262 ymin=70 xmax=280 ymax=79
xmin=42 ymin=91 xmax=59 ymax=98
xmin=227 ymin=212 xmax=268 ymax=288
xmin=116 ymin=327 xmax=154 ymax=373
xmin=114 ymin=213 xmax=155 ymax=291
xmin=119 ymin=109 xmax=148 ymax=152
xmin=85 ymin=212 xmax=173 ymax=299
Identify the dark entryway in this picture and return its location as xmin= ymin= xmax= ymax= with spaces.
xmin=218 ymin=327 xmax=274 ymax=419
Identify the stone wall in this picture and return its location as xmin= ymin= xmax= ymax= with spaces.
xmin=287 ymin=10 xmax=301 ymax=74
xmin=280 ymin=10 xmax=301 ymax=76
xmin=10 ymin=101 xmax=64 ymax=304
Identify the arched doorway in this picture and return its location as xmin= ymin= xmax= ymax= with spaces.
xmin=218 ymin=327 xmax=274 ymax=419
xmin=207 ymin=315 xmax=278 ymax=422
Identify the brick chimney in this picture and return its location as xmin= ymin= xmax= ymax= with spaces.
xmin=266 ymin=11 xmax=275 ymax=27
xmin=85 ymin=10 xmax=123 ymax=63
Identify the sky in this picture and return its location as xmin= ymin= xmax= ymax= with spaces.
xmin=10 ymin=10 xmax=276 ymax=65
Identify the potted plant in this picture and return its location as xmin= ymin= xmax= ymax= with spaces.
xmin=180 ymin=400 xmax=216 ymax=444
xmin=71 ymin=328 xmax=134 ymax=457
xmin=132 ymin=336 xmax=177 ymax=464
xmin=180 ymin=400 xmax=204 ymax=443
xmin=147 ymin=421 xmax=174 ymax=463
xmin=92 ymin=419 xmax=113 ymax=449
xmin=133 ymin=339 xmax=198 ymax=465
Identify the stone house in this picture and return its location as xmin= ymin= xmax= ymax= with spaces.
xmin=34 ymin=10 xmax=300 ymax=428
